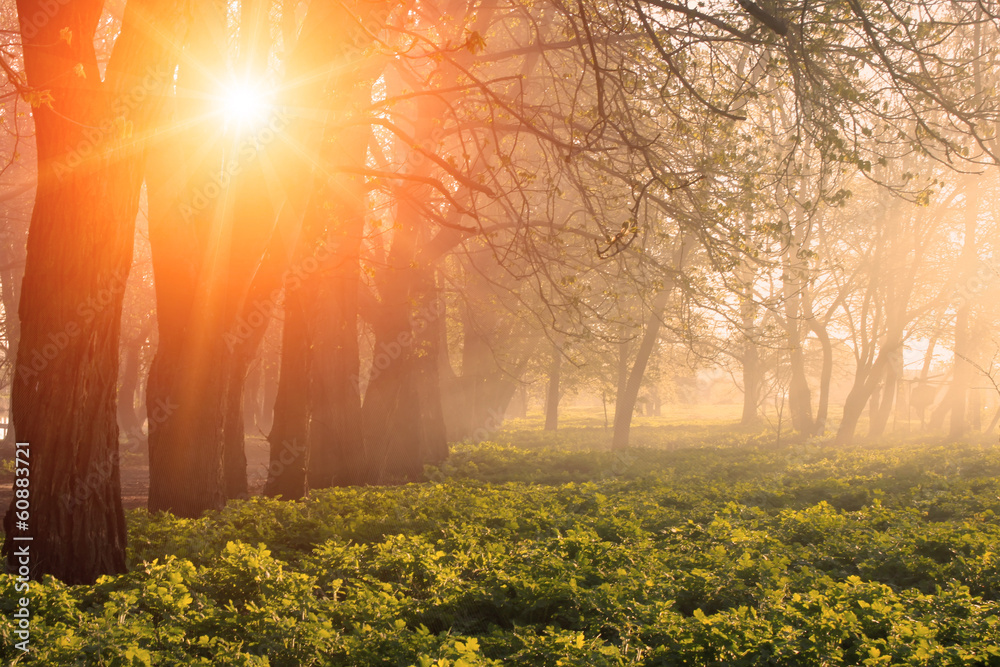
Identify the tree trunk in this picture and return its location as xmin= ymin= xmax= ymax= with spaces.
xmin=616 ymin=339 xmax=631 ymax=411
xmin=740 ymin=334 xmax=762 ymax=426
xmin=219 ymin=160 xmax=280 ymax=499
xmin=544 ymin=340 xmax=562 ymax=431
xmin=260 ymin=334 xmax=280 ymax=433
xmin=361 ymin=212 xmax=428 ymax=484
xmin=0 ymin=215 xmax=26 ymax=448
xmin=836 ymin=377 xmax=871 ymax=446
xmin=305 ymin=120 xmax=369 ymax=489
xmin=782 ymin=267 xmax=813 ymax=433
xmin=244 ymin=360 xmax=262 ymax=433
xmin=118 ymin=320 xmax=153 ymax=444
xmin=805 ymin=312 xmax=833 ymax=435
xmin=2 ymin=0 xmax=183 ymax=583
xmin=836 ymin=348 xmax=896 ymax=445
xmin=787 ymin=344 xmax=814 ymax=433
xmin=264 ymin=292 xmax=310 ymax=499
xmin=145 ymin=0 xmax=230 ymax=517
xmin=415 ymin=282 xmax=449 ymax=464
xmin=969 ymin=387 xmax=982 ymax=431
xmin=868 ymin=345 xmax=902 ymax=437
xmin=949 ymin=179 xmax=979 ymax=438
xmin=612 ymin=291 xmax=670 ymax=450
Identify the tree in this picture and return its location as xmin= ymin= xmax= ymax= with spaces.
xmin=2 ymin=0 xmax=186 ymax=583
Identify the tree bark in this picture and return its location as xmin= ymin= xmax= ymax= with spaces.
xmin=305 ymin=120 xmax=369 ymax=489
xmin=783 ymin=256 xmax=814 ymax=434
xmin=2 ymin=0 xmax=183 ymax=583
xmin=0 ymin=209 xmax=26 ymax=448
xmin=806 ymin=317 xmax=833 ymax=435
xmin=118 ymin=320 xmax=153 ymax=444
xmin=544 ymin=340 xmax=562 ymax=431
xmin=612 ymin=291 xmax=670 ymax=450
xmin=740 ymin=333 xmax=762 ymax=426
xmin=415 ymin=280 xmax=449 ymax=465
xmin=361 ymin=187 xmax=430 ymax=483
xmin=243 ymin=359 xmax=262 ymax=433
xmin=868 ymin=345 xmax=902 ymax=437
xmin=948 ymin=179 xmax=979 ymax=438
xmin=264 ymin=290 xmax=310 ymax=499
xmin=145 ymin=0 xmax=230 ymax=517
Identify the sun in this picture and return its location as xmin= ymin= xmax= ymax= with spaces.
xmin=217 ymin=80 xmax=272 ymax=129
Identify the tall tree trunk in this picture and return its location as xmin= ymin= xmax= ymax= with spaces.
xmin=806 ymin=317 xmax=833 ymax=435
xmin=443 ymin=315 xmax=528 ymax=441
xmin=740 ymin=333 xmax=762 ymax=426
xmin=118 ymin=320 xmax=153 ymax=444
xmin=244 ymin=360 xmax=262 ymax=433
xmin=0 ymin=213 xmax=26 ymax=448
xmin=260 ymin=333 xmax=280 ymax=433
xmin=616 ymin=339 xmax=630 ymax=410
xmin=787 ymin=343 xmax=814 ymax=433
xmin=218 ymin=157 xmax=280 ymax=499
xmin=306 ymin=119 xmax=369 ymax=489
xmin=869 ymin=345 xmax=902 ymax=437
xmin=612 ymin=291 xmax=669 ymax=450
xmin=145 ymin=0 xmax=230 ymax=517
xmin=612 ymin=239 xmax=688 ymax=450
xmin=837 ymin=376 xmax=871 ymax=445
xmin=2 ymin=0 xmax=183 ymax=583
xmin=222 ymin=360 xmax=250 ymax=499
xmin=361 ymin=192 xmax=429 ymax=483
xmin=783 ymin=255 xmax=814 ymax=434
xmin=415 ymin=279 xmax=449 ymax=464
xmin=264 ymin=292 xmax=309 ymax=499
xmin=948 ymin=179 xmax=979 ymax=438
xmin=836 ymin=347 xmax=896 ymax=445
xmin=219 ymin=0 xmax=279 ymax=500
xmin=544 ymin=340 xmax=562 ymax=431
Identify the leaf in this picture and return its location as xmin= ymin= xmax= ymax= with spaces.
xmin=465 ymin=31 xmax=486 ymax=54
xmin=59 ymin=27 xmax=72 ymax=46
xmin=21 ymin=88 xmax=55 ymax=109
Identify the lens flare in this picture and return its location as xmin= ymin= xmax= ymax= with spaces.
xmin=218 ymin=80 xmax=271 ymax=128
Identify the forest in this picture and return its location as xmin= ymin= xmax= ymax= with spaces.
xmin=3 ymin=0 xmax=1000 ymax=663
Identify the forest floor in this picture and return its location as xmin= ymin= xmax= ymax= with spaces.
xmin=0 ymin=403 xmax=942 ymax=514
xmin=3 ymin=408 xmax=1000 ymax=664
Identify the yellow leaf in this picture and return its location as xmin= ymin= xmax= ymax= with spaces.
xmin=465 ymin=31 xmax=486 ymax=54
xmin=21 ymin=88 xmax=55 ymax=109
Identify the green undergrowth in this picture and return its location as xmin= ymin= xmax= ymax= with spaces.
xmin=3 ymin=429 xmax=1000 ymax=665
